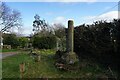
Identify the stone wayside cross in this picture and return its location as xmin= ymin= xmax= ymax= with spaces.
xmin=54 ymin=20 xmax=78 ymax=70
xmin=66 ymin=20 xmax=78 ymax=64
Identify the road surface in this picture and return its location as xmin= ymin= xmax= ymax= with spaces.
xmin=0 ymin=52 xmax=18 ymax=59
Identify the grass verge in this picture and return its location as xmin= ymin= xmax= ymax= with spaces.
xmin=2 ymin=49 xmax=18 ymax=53
xmin=2 ymin=49 xmax=119 ymax=79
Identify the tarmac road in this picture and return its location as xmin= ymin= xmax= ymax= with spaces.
xmin=0 ymin=52 xmax=18 ymax=59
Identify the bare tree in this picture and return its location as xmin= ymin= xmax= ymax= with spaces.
xmin=0 ymin=3 xmax=22 ymax=33
xmin=53 ymin=23 xmax=66 ymax=38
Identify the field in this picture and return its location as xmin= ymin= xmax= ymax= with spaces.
xmin=2 ymin=49 xmax=118 ymax=79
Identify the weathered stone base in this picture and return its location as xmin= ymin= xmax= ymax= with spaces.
xmin=54 ymin=51 xmax=79 ymax=71
xmin=65 ymin=52 xmax=79 ymax=64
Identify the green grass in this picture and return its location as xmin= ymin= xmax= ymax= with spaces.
xmin=2 ymin=49 xmax=118 ymax=79
xmin=2 ymin=51 xmax=33 ymax=78
xmin=0 ymin=60 xmax=2 ymax=79
xmin=2 ymin=49 xmax=18 ymax=52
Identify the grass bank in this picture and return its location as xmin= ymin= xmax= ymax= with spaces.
xmin=2 ymin=49 xmax=118 ymax=79
xmin=2 ymin=49 xmax=18 ymax=52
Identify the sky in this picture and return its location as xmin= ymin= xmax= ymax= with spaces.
xmin=4 ymin=2 xmax=119 ymax=36
xmin=2 ymin=0 xmax=120 ymax=2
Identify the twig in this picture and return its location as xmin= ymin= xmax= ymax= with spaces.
xmin=108 ymin=66 xmax=117 ymax=80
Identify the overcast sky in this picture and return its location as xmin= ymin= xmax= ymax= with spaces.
xmin=4 ymin=2 xmax=119 ymax=36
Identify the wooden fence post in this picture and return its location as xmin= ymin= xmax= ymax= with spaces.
xmin=19 ymin=62 xmax=25 ymax=78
